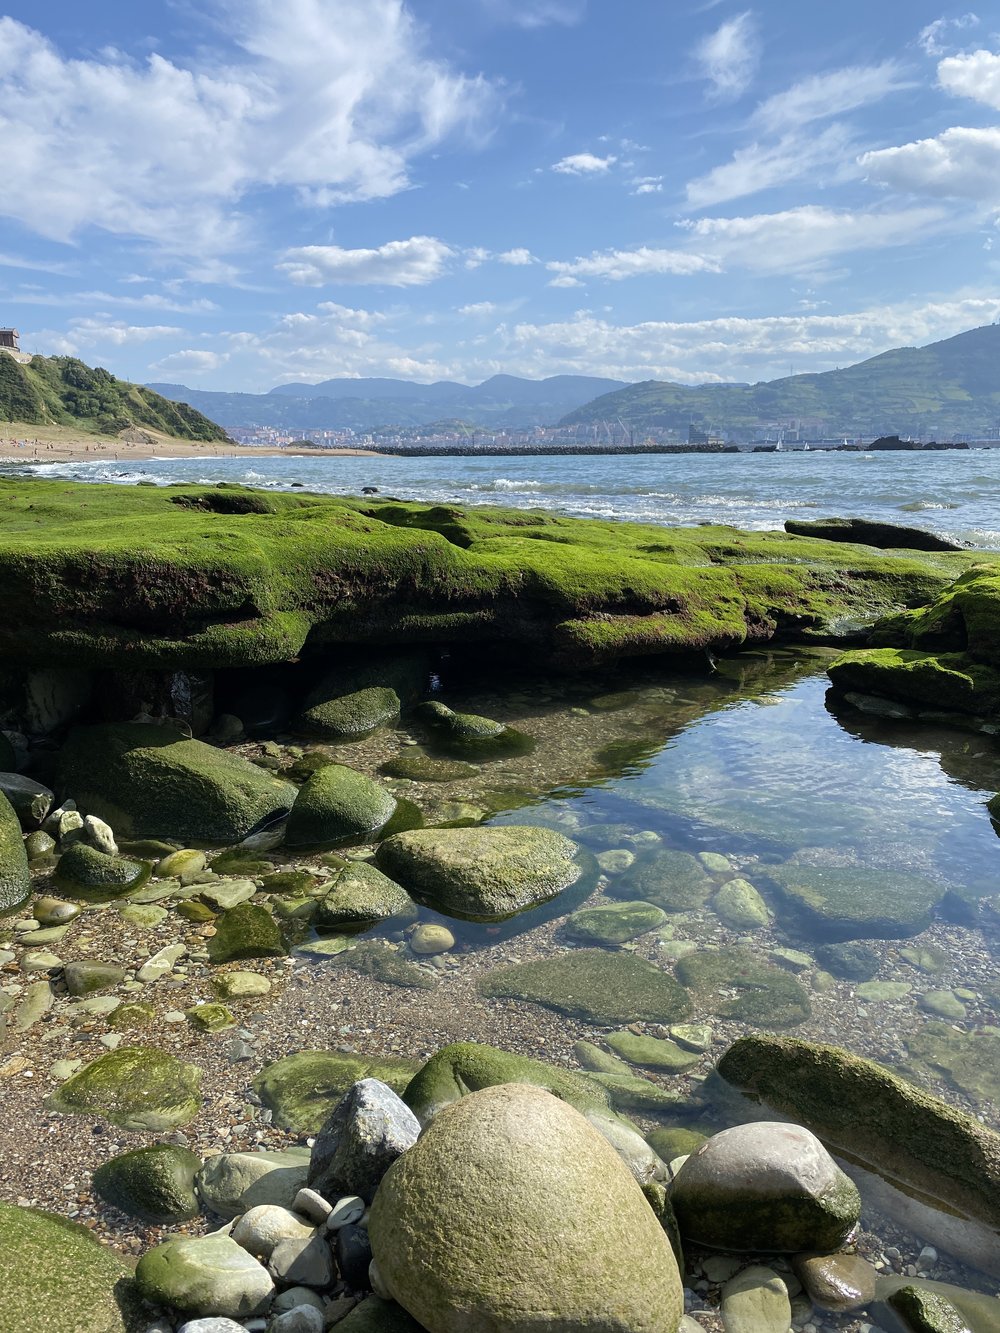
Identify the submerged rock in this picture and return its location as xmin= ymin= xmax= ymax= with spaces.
xmin=45 ymin=1046 xmax=202 ymax=1130
xmin=718 ymin=1034 xmax=1000 ymax=1231
xmin=900 ymin=1021 xmax=1000 ymax=1109
xmin=415 ymin=700 xmax=535 ymax=759
xmin=670 ymin=1121 xmax=860 ymax=1253
xmin=814 ymin=941 xmax=882 ymax=981
xmin=766 ymin=862 xmax=941 ymax=940
xmin=562 ymin=898 xmax=666 ymax=946
xmin=285 ymin=764 xmax=397 ymax=848
xmin=375 ymin=824 xmax=582 ymax=922
xmin=675 ymin=948 xmax=811 ymax=1027
xmin=712 ymin=877 xmax=770 ymax=930
xmin=297 ymin=653 xmax=429 ymax=741
xmin=369 ymin=1084 xmax=684 ymax=1332
xmin=608 ymin=848 xmax=713 ymax=913
xmin=58 ymin=723 xmax=296 ymax=844
xmin=380 ymin=752 xmax=476 ymax=783
xmin=478 ymin=949 xmax=692 ymax=1025
xmin=254 ymin=1051 xmax=421 ymax=1134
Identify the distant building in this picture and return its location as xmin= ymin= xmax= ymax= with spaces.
xmin=0 ymin=329 xmax=32 ymax=364
xmin=688 ymin=423 xmax=726 ymax=447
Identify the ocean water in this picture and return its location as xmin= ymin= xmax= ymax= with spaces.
xmin=8 ymin=446 xmax=1000 ymax=546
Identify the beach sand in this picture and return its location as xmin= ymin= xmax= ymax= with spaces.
xmin=0 ymin=422 xmax=376 ymax=463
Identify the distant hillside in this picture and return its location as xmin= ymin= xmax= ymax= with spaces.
xmin=560 ymin=324 xmax=1000 ymax=439
xmin=147 ymin=373 xmax=629 ymax=432
xmin=0 ymin=355 xmax=229 ymax=441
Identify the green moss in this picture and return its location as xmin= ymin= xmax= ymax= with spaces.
xmin=259 ymin=869 xmax=321 ymax=895
xmin=0 ymin=1203 xmax=143 ymax=1332
xmin=54 ymin=844 xmax=150 ymax=900
xmin=207 ymin=902 xmax=285 ymax=963
xmin=380 ymin=751 xmax=477 ymax=783
xmin=0 ymin=789 xmax=30 ymax=915
xmin=253 ymin=1049 xmax=422 ymax=1133
xmin=315 ymin=860 xmax=415 ymax=931
xmin=185 ymin=1002 xmax=237 ymax=1032
xmin=676 ymin=948 xmax=811 ymax=1027
xmin=285 ymin=763 xmax=397 ymax=849
xmin=765 ymin=863 xmax=941 ymax=941
xmin=608 ymin=848 xmax=713 ymax=913
xmin=0 ymin=479 xmax=978 ymax=672
xmin=718 ymin=1034 xmax=1000 ymax=1230
xmin=829 ymin=647 xmax=1000 ymax=717
xmin=58 ymin=723 xmax=297 ymax=844
xmin=478 ymin=949 xmax=692 ymax=1025
xmin=92 ymin=1144 xmax=202 ymax=1223
xmin=886 ymin=1285 xmax=976 ymax=1333
xmin=329 ymin=939 xmax=437 ymax=990
xmin=604 ymin=1031 xmax=701 ymax=1072
xmin=562 ymin=899 xmax=667 ymax=946
xmin=416 ymin=701 xmax=535 ymax=758
xmin=45 ymin=1046 xmax=202 ymax=1130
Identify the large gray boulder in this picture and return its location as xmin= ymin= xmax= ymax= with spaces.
xmin=375 ymin=825 xmax=582 ymax=922
xmin=135 ymin=1234 xmax=274 ymax=1319
xmin=58 ymin=723 xmax=296 ymax=844
xmin=0 ymin=790 xmax=30 ymax=915
xmin=309 ymin=1079 xmax=420 ymax=1204
xmin=369 ymin=1083 xmax=684 ymax=1332
xmin=670 ymin=1121 xmax=860 ymax=1253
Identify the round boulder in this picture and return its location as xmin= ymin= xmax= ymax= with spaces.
xmin=135 ymin=1233 xmax=274 ymax=1319
xmin=369 ymin=1083 xmax=684 ymax=1332
xmin=92 ymin=1143 xmax=202 ymax=1223
xmin=285 ymin=764 xmax=397 ymax=849
xmin=0 ymin=790 xmax=31 ymax=915
xmin=670 ymin=1121 xmax=860 ymax=1253
xmin=375 ymin=825 xmax=582 ymax=922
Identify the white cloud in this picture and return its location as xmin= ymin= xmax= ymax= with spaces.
xmin=314 ymin=302 xmax=387 ymax=327
xmin=0 ymin=4 xmax=497 ymax=256
xmin=937 ymin=47 xmax=1000 ymax=109
xmin=685 ymin=125 xmax=855 ymax=208
xmin=861 ymin=126 xmax=1000 ymax=201
xmin=919 ymin=14 xmax=979 ymax=57
xmin=464 ymin=247 xmax=492 ymax=270
xmin=752 ymin=62 xmax=912 ymax=134
xmin=68 ymin=319 xmax=184 ymax=346
xmin=458 ymin=301 xmax=498 ymax=316
xmin=680 ymin=204 xmax=953 ymax=273
xmin=151 ymin=349 xmax=229 ymax=375
xmin=695 ymin=12 xmax=760 ymax=102
xmin=551 ymin=152 xmax=617 ymax=175
xmin=630 ymin=176 xmax=663 ymax=196
xmin=498 ymin=247 xmax=537 ymax=265
xmin=481 ymin=0 xmax=585 ymax=26
xmin=277 ymin=236 xmax=454 ymax=286
xmin=546 ymin=246 xmax=721 ymax=282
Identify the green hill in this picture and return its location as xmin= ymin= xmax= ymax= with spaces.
xmin=0 ymin=353 xmax=229 ymax=442
xmin=560 ymin=324 xmax=1000 ymax=439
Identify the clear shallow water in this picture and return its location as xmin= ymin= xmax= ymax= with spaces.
xmin=8 ymin=447 xmax=1000 ymax=546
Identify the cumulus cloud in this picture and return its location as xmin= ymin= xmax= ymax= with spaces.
xmin=937 ymin=47 xmax=1000 ymax=109
xmin=0 ymin=3 xmax=497 ymax=255
xmin=68 ymin=319 xmax=184 ymax=346
xmin=551 ymin=152 xmax=617 ymax=175
xmin=498 ymin=248 xmax=537 ymax=265
xmin=695 ymin=12 xmax=760 ymax=102
xmin=861 ymin=126 xmax=1000 ymax=200
xmin=458 ymin=301 xmax=499 ymax=316
xmin=546 ymin=246 xmax=721 ymax=282
xmin=680 ymin=204 xmax=953 ymax=272
xmin=277 ymin=236 xmax=454 ymax=286
xmin=630 ymin=177 xmax=663 ymax=196
xmin=919 ymin=13 xmax=980 ymax=57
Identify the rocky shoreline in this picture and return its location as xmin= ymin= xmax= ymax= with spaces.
xmin=0 ymin=485 xmax=999 ymax=1332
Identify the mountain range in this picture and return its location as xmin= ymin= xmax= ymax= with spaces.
xmin=145 ymin=373 xmax=628 ymax=433
xmin=560 ymin=324 xmax=1000 ymax=439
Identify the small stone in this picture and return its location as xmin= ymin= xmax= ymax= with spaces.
xmin=408 ymin=923 xmax=455 ymax=955
xmin=32 ymin=896 xmax=79 ymax=926
xmin=918 ymin=990 xmax=967 ymax=1021
xmin=326 ymin=1195 xmax=366 ymax=1231
xmin=713 ymin=878 xmax=770 ymax=930
xmin=721 ymin=1265 xmax=791 ymax=1333
xmin=137 ymin=943 xmax=186 ymax=983
xmin=605 ymin=1031 xmax=700 ymax=1073
xmin=271 ymin=1286 xmax=326 ymax=1316
xmin=268 ymin=1308 xmax=324 ymax=1333
xmin=120 ymin=904 xmax=169 ymax=929
xmin=698 ymin=852 xmax=733 ymax=874
xmin=232 ymin=1204 xmax=316 ymax=1260
xmin=156 ymin=849 xmax=208 ymax=884
xmin=213 ymin=971 xmax=273 ymax=1000
xmin=793 ymin=1252 xmax=878 ymax=1313
xmin=136 ymin=1233 xmax=274 ymax=1319
xmin=670 ymin=1023 xmax=714 ymax=1053
xmin=83 ymin=815 xmax=118 ymax=856
xmin=269 ymin=1231 xmax=336 ymax=1288
xmin=63 ymin=960 xmax=126 ymax=997
xmin=178 ymin=1320 xmax=249 ymax=1333
xmin=186 ymin=1003 xmax=237 ymax=1033
xmin=24 ymin=830 xmax=57 ymax=861
xmin=334 ymin=1222 xmax=373 ymax=1291
xmin=855 ymin=981 xmax=911 ymax=1002
xmin=595 ymin=849 xmax=635 ymax=874
xmin=201 ymin=880 xmax=258 ymax=911
xmin=292 ymin=1188 xmax=332 ymax=1225
xmin=770 ymin=948 xmax=813 ymax=972
xmin=21 ymin=950 xmax=62 ymax=972
xmin=14 ymin=980 xmax=54 ymax=1031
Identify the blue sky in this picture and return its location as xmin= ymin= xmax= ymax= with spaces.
xmin=1 ymin=1 xmax=999 ymax=390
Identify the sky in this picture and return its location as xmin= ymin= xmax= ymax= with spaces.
xmin=1 ymin=0 xmax=1000 ymax=391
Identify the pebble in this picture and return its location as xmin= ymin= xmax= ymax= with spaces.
xmin=137 ymin=943 xmax=186 ymax=983
xmin=269 ymin=1232 xmax=336 ymax=1287
xmin=326 ymin=1195 xmax=366 ymax=1231
xmin=268 ymin=1308 xmax=324 ymax=1333
xmin=293 ymin=1188 xmax=333 ymax=1225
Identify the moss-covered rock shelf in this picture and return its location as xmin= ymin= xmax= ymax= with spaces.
xmin=0 ymin=477 xmax=984 ymax=670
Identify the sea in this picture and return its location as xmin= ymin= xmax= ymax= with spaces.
xmin=7 ymin=446 xmax=1000 ymax=547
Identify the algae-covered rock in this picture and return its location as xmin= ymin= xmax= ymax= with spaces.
xmin=720 ymin=1266 xmax=792 ymax=1333
xmin=208 ymin=902 xmax=285 ymax=963
xmin=63 ymin=960 xmax=126 ymax=996
xmin=886 ymin=1285 xmax=973 ymax=1333
xmin=380 ymin=752 xmax=477 ymax=783
xmin=54 ymin=843 xmax=150 ymax=900
xmin=874 ymin=1275 xmax=999 ymax=1333
xmin=409 ymin=922 xmax=455 ymax=954
xmin=297 ymin=653 xmax=429 ymax=741
xmin=135 ymin=1233 xmax=274 ymax=1319
xmin=605 ymin=1031 xmax=701 ymax=1073
xmin=478 ymin=949 xmax=692 ymax=1025
xmin=766 ymin=862 xmax=941 ymax=940
xmin=186 ymin=1002 xmax=237 ymax=1032
xmin=608 ymin=848 xmax=713 ymax=912
xmin=212 ymin=971 xmax=272 ymax=1000
xmin=331 ymin=940 xmax=437 ymax=990
xmin=718 ymin=1034 xmax=1000 ymax=1231
xmin=315 ymin=861 xmax=415 ymax=931
xmin=416 ymin=700 xmax=535 ymax=759
xmin=786 ymin=517 xmax=966 ymax=552
xmin=0 ymin=789 xmax=31 ymax=915
xmin=0 ymin=1202 xmax=143 ymax=1333
xmin=563 ymin=899 xmax=666 ymax=946
xmin=369 ymin=1084 xmax=684 ymax=1333
xmin=45 ymin=1046 xmax=202 ymax=1130
xmin=900 ymin=1021 xmax=1000 ymax=1109
xmin=196 ymin=1147 xmax=312 ymax=1218
xmin=713 ymin=878 xmax=770 ymax=930
xmin=92 ymin=1143 xmax=202 ymax=1223
xmin=814 ymin=941 xmax=882 ymax=981
xmin=375 ymin=824 xmax=582 ymax=922
xmin=830 ymin=648 xmax=1000 ymax=719
xmin=676 ymin=948 xmax=811 ymax=1027
xmin=58 ymin=723 xmax=297 ymax=844
xmin=253 ymin=1051 xmax=422 ymax=1134
xmin=0 ymin=772 xmax=53 ymax=826
xmin=670 ymin=1121 xmax=860 ymax=1253
xmin=285 ymin=763 xmax=397 ymax=849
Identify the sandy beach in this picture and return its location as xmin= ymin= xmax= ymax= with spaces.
xmin=0 ymin=422 xmax=377 ymax=463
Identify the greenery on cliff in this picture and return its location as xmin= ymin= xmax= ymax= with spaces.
xmin=560 ymin=324 xmax=1000 ymax=439
xmin=0 ymin=354 xmax=229 ymax=441
xmin=0 ymin=478 xmax=986 ymax=672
